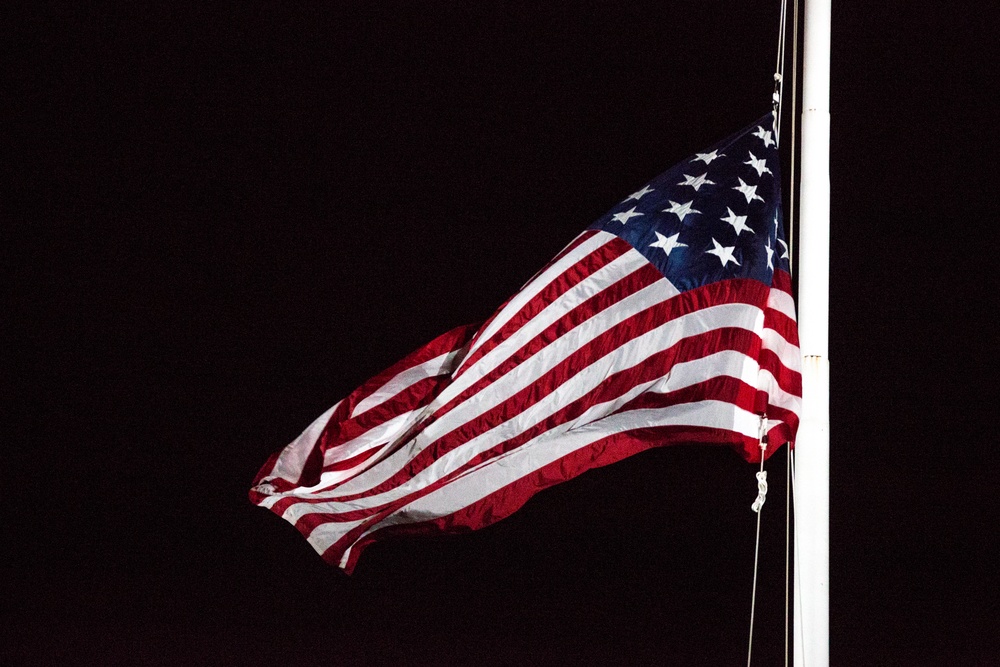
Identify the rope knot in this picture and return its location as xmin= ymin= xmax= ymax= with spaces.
xmin=751 ymin=471 xmax=769 ymax=513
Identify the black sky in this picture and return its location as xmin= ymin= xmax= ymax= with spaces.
xmin=6 ymin=2 xmax=999 ymax=665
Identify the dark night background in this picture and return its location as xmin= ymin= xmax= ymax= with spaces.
xmin=6 ymin=2 xmax=998 ymax=665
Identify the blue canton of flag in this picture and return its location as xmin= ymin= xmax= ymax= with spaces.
xmin=591 ymin=114 xmax=788 ymax=292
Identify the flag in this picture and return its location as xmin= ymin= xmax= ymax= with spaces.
xmin=250 ymin=113 xmax=801 ymax=573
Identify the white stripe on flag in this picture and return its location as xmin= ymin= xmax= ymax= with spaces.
xmin=277 ymin=346 xmax=771 ymax=522
xmin=351 ymin=350 xmax=461 ymax=418
xmin=441 ymin=249 xmax=661 ymax=401
xmin=456 ymin=232 xmax=613 ymax=372
xmin=767 ymin=287 xmax=797 ymax=322
xmin=337 ymin=399 xmax=763 ymax=565
xmin=762 ymin=327 xmax=800 ymax=369
xmin=315 ymin=275 xmax=684 ymax=499
xmin=261 ymin=400 xmax=341 ymax=486
xmin=274 ymin=300 xmax=773 ymax=523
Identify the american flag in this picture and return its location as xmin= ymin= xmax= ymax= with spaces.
xmin=250 ymin=113 xmax=801 ymax=573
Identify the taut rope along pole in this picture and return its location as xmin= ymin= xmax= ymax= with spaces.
xmin=746 ymin=427 xmax=769 ymax=667
xmin=787 ymin=0 xmax=801 ymax=277
xmin=786 ymin=2 xmax=801 ymax=663
xmin=745 ymin=4 xmax=793 ymax=663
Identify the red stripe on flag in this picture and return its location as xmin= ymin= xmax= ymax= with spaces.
xmin=331 ymin=422 xmax=758 ymax=574
xmin=296 ymin=282 xmax=772 ymax=510
xmin=510 ymin=230 xmax=600 ymax=297
xmin=758 ymin=348 xmax=803 ymax=395
xmin=283 ymin=331 xmax=768 ymax=524
xmin=772 ymin=269 xmax=793 ymax=294
xmin=441 ymin=262 xmax=664 ymax=415
xmin=764 ymin=308 xmax=799 ymax=346
xmin=456 ymin=235 xmax=630 ymax=376
xmin=252 ymin=323 xmax=479 ymax=493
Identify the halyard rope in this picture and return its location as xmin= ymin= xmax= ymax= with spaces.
xmin=748 ymin=2 xmax=797 ymax=663
xmin=747 ymin=418 xmax=770 ymax=667
xmin=786 ymin=2 xmax=801 ymax=664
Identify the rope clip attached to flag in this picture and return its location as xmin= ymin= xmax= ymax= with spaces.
xmin=752 ymin=415 xmax=769 ymax=513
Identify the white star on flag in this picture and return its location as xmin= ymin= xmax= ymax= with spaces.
xmin=649 ymin=231 xmax=687 ymax=257
xmin=733 ymin=178 xmax=764 ymax=204
xmin=753 ymin=126 xmax=775 ymax=148
xmin=623 ymin=185 xmax=655 ymax=202
xmin=692 ymin=150 xmax=724 ymax=164
xmin=663 ymin=200 xmax=701 ymax=222
xmin=611 ymin=206 xmax=644 ymax=225
xmin=706 ymin=238 xmax=740 ymax=267
xmin=678 ymin=173 xmax=715 ymax=191
xmin=766 ymin=240 xmax=775 ymax=270
xmin=778 ymin=238 xmax=789 ymax=259
xmin=721 ymin=207 xmax=754 ymax=235
xmin=744 ymin=152 xmax=772 ymax=177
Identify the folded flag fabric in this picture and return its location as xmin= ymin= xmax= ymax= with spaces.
xmin=250 ymin=113 xmax=801 ymax=573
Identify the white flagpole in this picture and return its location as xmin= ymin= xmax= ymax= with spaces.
xmin=794 ymin=0 xmax=830 ymax=664
xmin=794 ymin=0 xmax=831 ymax=662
